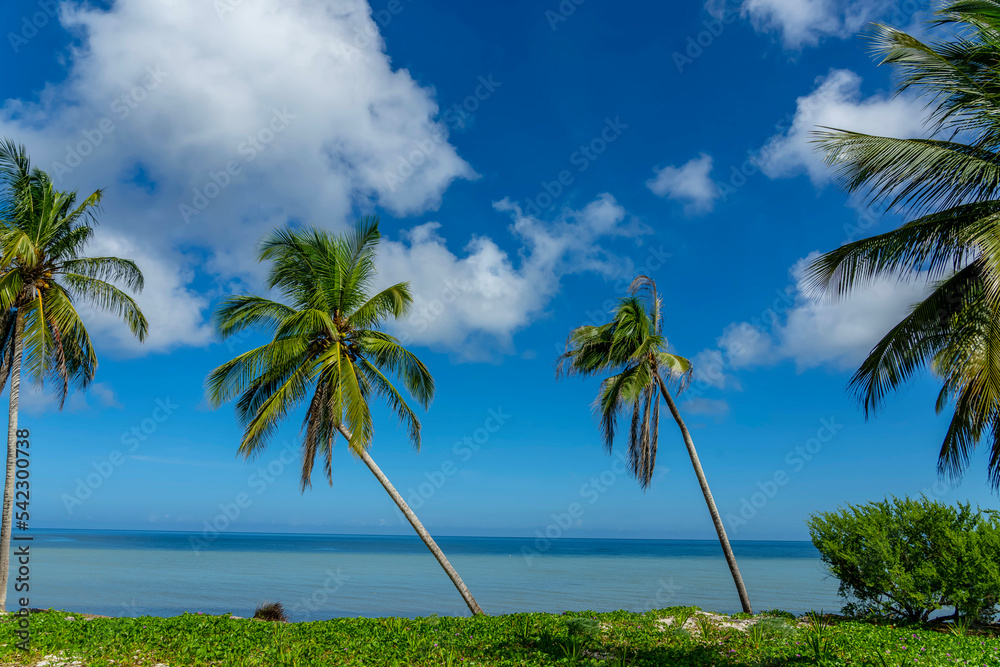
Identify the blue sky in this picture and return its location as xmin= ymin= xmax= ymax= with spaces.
xmin=0 ymin=0 xmax=993 ymax=541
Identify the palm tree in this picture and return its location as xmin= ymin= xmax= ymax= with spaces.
xmin=206 ymin=219 xmax=483 ymax=615
xmin=807 ymin=1 xmax=1000 ymax=490
xmin=558 ymin=275 xmax=752 ymax=613
xmin=0 ymin=140 xmax=148 ymax=608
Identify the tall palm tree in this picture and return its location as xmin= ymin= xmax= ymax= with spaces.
xmin=0 ymin=140 xmax=148 ymax=608
xmin=206 ymin=219 xmax=483 ymax=615
xmin=808 ymin=1 xmax=1000 ymax=490
xmin=558 ymin=275 xmax=752 ymax=613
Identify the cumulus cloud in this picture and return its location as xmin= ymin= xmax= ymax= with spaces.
xmin=377 ymin=194 xmax=649 ymax=359
xmin=75 ymin=232 xmax=215 ymax=355
xmin=0 ymin=0 xmax=475 ymax=355
xmin=691 ymin=320 xmax=781 ymax=391
xmin=758 ymin=69 xmax=928 ymax=183
xmin=646 ymin=153 xmax=720 ymax=214
xmin=691 ymin=252 xmax=933 ymax=383
xmin=739 ymin=0 xmax=897 ymax=48
xmin=774 ymin=253 xmax=932 ymax=370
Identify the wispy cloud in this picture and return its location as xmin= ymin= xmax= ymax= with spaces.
xmin=129 ymin=455 xmax=231 ymax=469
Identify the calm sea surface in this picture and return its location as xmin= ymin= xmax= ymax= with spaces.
xmin=18 ymin=530 xmax=842 ymax=621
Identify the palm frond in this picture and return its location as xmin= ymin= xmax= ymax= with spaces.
xmin=209 ymin=219 xmax=434 ymax=490
xmin=811 ymin=131 xmax=1000 ymax=217
xmin=805 ymin=201 xmax=997 ymax=297
xmin=849 ymin=262 xmax=982 ymax=416
xmin=60 ymin=274 xmax=148 ymax=342
xmin=213 ymin=295 xmax=297 ymax=340
xmin=349 ymin=282 xmax=412 ymax=329
xmin=61 ymin=257 xmax=144 ymax=292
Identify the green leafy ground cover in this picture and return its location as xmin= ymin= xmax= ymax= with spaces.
xmin=0 ymin=608 xmax=995 ymax=667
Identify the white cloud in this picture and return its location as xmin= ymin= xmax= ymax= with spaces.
xmin=16 ymin=381 xmax=120 ymax=415
xmin=718 ymin=321 xmax=779 ymax=369
xmin=691 ymin=349 xmax=738 ymax=390
xmin=128 ymin=455 xmax=228 ymax=468
xmin=679 ymin=397 xmax=730 ymax=420
xmin=0 ymin=0 xmax=475 ymax=355
xmin=75 ymin=232 xmax=215 ymax=355
xmin=90 ymin=382 xmax=123 ymax=409
xmin=17 ymin=385 xmax=68 ymax=415
xmin=691 ymin=321 xmax=778 ymax=390
xmin=739 ymin=0 xmax=895 ymax=48
xmin=758 ymin=69 xmax=928 ymax=183
xmin=377 ymin=193 xmax=649 ymax=359
xmin=776 ymin=253 xmax=931 ymax=370
xmin=692 ymin=252 xmax=933 ymax=381
xmin=646 ymin=153 xmax=720 ymax=214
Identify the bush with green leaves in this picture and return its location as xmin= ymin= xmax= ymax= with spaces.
xmin=563 ymin=616 xmax=600 ymax=639
xmin=808 ymin=496 xmax=1000 ymax=622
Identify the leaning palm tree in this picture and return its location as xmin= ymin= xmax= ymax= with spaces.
xmin=0 ymin=140 xmax=148 ymax=608
xmin=808 ymin=1 xmax=1000 ymax=490
xmin=558 ymin=275 xmax=752 ymax=613
xmin=206 ymin=219 xmax=483 ymax=615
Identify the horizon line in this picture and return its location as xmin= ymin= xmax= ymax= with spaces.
xmin=31 ymin=526 xmax=813 ymax=543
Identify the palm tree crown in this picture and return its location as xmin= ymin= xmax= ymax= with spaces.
xmin=558 ymin=276 xmax=691 ymax=488
xmin=0 ymin=139 xmax=147 ymax=401
xmin=207 ymin=218 xmax=433 ymax=488
xmin=808 ymin=1 xmax=1000 ymax=489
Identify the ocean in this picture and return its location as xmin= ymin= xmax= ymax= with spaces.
xmin=18 ymin=530 xmax=842 ymax=621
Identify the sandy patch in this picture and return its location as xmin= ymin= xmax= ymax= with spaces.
xmin=657 ymin=611 xmax=803 ymax=636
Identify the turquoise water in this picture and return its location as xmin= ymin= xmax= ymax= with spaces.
xmin=19 ymin=530 xmax=841 ymax=621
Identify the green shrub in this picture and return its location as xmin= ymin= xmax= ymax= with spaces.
xmin=693 ymin=615 xmax=718 ymax=641
xmin=808 ymin=496 xmax=1000 ymax=622
xmin=563 ymin=616 xmax=600 ymax=638
xmin=671 ymin=608 xmax=695 ymax=628
xmin=756 ymin=617 xmax=795 ymax=636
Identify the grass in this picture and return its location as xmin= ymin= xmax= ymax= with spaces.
xmin=0 ymin=607 xmax=996 ymax=666
xmin=252 ymin=602 xmax=288 ymax=623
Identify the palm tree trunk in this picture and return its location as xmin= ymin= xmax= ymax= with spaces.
xmin=655 ymin=375 xmax=752 ymax=614
xmin=0 ymin=313 xmax=24 ymax=610
xmin=336 ymin=424 xmax=484 ymax=616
